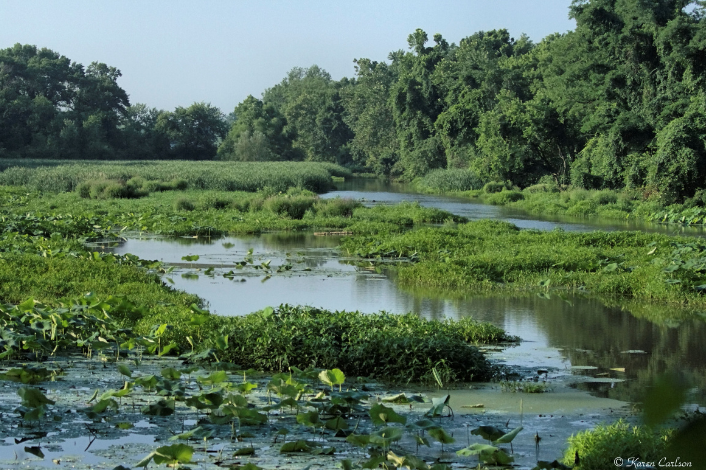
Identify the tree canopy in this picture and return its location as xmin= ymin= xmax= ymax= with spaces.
xmin=3 ymin=1 xmax=706 ymax=201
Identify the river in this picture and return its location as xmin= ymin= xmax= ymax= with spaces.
xmin=111 ymin=178 xmax=706 ymax=406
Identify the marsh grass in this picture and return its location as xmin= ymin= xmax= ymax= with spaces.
xmin=342 ymin=219 xmax=706 ymax=308
xmin=0 ymin=160 xmax=351 ymax=193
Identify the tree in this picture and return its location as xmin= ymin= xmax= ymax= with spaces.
xmin=155 ymin=102 xmax=227 ymax=160
xmin=263 ymin=66 xmax=353 ymax=164
xmin=217 ymin=95 xmax=298 ymax=161
xmin=341 ymin=58 xmax=398 ymax=174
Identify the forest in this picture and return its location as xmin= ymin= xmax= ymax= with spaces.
xmin=1 ymin=0 xmax=705 ymax=204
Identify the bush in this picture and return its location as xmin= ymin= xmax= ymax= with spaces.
xmin=89 ymin=180 xmax=110 ymax=199
xmin=263 ymin=195 xmax=316 ymax=219
xmin=593 ymin=189 xmax=618 ymax=205
xmin=485 ymin=190 xmax=524 ymax=205
xmin=216 ymin=305 xmax=507 ymax=382
xmin=314 ymin=197 xmax=361 ymax=217
xmin=77 ymin=182 xmax=92 ymax=199
xmin=174 ymin=198 xmax=195 ymax=211
xmin=483 ymin=181 xmax=512 ymax=193
xmin=563 ymin=421 xmax=671 ymax=470
xmin=524 ymin=183 xmax=560 ymax=194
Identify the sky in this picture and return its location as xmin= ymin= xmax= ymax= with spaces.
xmin=0 ymin=1 xmax=576 ymax=113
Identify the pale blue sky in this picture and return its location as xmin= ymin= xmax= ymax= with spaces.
xmin=0 ymin=1 xmax=575 ymax=112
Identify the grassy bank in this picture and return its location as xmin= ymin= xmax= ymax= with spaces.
xmin=342 ymin=219 xmax=706 ymax=308
xmin=0 ymin=159 xmax=351 ymax=193
xmin=414 ymin=169 xmax=706 ymax=227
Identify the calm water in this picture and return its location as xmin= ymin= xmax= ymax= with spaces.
xmin=112 ymin=230 xmax=706 ymax=405
xmin=323 ymin=178 xmax=706 ymax=237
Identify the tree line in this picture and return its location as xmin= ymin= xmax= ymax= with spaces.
xmin=1 ymin=0 xmax=705 ymax=201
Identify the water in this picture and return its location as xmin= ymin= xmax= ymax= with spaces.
xmin=323 ymin=178 xmax=706 ymax=237
xmin=112 ymin=231 xmax=706 ymax=405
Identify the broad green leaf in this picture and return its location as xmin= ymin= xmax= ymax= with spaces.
xmin=280 ymin=440 xmax=312 ymax=453
xmin=18 ymin=387 xmax=55 ymax=407
xmin=369 ymin=403 xmax=407 ymax=425
xmin=493 ymin=426 xmax=523 ymax=444
xmin=428 ymin=427 xmax=455 ymax=444
xmin=117 ymin=364 xmax=132 ymax=378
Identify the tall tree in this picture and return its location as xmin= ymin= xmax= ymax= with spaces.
xmin=217 ymin=95 xmax=298 ymax=161
xmin=155 ymin=102 xmax=227 ymax=160
xmin=341 ymin=58 xmax=398 ymax=174
xmin=263 ymin=66 xmax=353 ymax=164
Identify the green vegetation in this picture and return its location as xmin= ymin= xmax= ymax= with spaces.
xmin=0 ymin=187 xmax=503 ymax=382
xmin=214 ymin=305 xmax=510 ymax=383
xmin=5 ymin=3 xmax=706 ymax=203
xmin=0 ymin=160 xmax=350 ymax=193
xmin=563 ymin=420 xmax=671 ymax=470
xmin=342 ymin=219 xmax=706 ymax=308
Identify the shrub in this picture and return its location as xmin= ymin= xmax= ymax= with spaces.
xmin=315 ymin=197 xmax=361 ymax=217
xmin=77 ymin=182 xmax=92 ymax=199
xmin=593 ymin=189 xmax=618 ymax=205
xmin=89 ymin=180 xmax=110 ymax=199
xmin=170 ymin=178 xmax=189 ymax=190
xmin=174 ymin=198 xmax=195 ymax=211
xmin=524 ymin=183 xmax=560 ymax=194
xmin=216 ymin=305 xmax=506 ymax=382
xmin=263 ymin=195 xmax=316 ymax=219
xmin=563 ymin=421 xmax=671 ymax=470
xmin=483 ymin=181 xmax=512 ymax=193
xmin=485 ymin=190 xmax=524 ymax=205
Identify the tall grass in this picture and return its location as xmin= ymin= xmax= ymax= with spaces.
xmin=415 ymin=168 xmax=483 ymax=192
xmin=0 ymin=160 xmax=351 ymax=193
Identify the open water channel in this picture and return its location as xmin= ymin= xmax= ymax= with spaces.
xmin=109 ymin=179 xmax=706 ymax=407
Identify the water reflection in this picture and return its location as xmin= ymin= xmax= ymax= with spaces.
xmin=112 ymin=234 xmax=706 ymax=405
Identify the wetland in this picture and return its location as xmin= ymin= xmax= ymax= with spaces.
xmin=0 ymin=170 xmax=703 ymax=469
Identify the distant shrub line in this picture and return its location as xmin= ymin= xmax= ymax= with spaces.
xmin=0 ymin=160 xmax=351 ymax=194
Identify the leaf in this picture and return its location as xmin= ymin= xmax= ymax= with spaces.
xmin=280 ymin=440 xmax=312 ymax=453
xmin=24 ymin=446 xmax=44 ymax=458
xmin=117 ymin=364 xmax=132 ymax=378
xmin=493 ymin=425 xmax=523 ymax=444
xmin=233 ymin=447 xmax=255 ymax=456
xmin=18 ymin=387 xmax=55 ymax=407
xmin=457 ymin=443 xmax=514 ymax=465
xmin=197 ymin=370 xmax=227 ymax=386
xmin=369 ymin=427 xmax=404 ymax=447
xmin=428 ymin=427 xmax=455 ymax=444
xmin=425 ymin=395 xmax=450 ymax=417
xmin=152 ymin=443 xmax=194 ymax=464
xmin=325 ymin=416 xmax=349 ymax=431
xmin=181 ymin=255 xmax=200 ymax=262
xmin=319 ymin=368 xmax=346 ymax=389
xmin=161 ymin=367 xmax=181 ymax=380
xmin=296 ymin=410 xmax=321 ymax=428
xmin=345 ymin=434 xmax=370 ymax=448
xmin=369 ymin=403 xmax=407 ymax=425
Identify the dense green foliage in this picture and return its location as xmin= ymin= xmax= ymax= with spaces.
xmin=0 ymin=160 xmax=349 ymax=193
xmin=5 ymin=1 xmax=706 ymax=201
xmin=342 ymin=219 xmax=706 ymax=307
xmin=214 ymin=305 xmax=507 ymax=382
xmin=0 ymin=198 xmax=507 ymax=382
xmin=563 ymin=420 xmax=671 ymax=470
